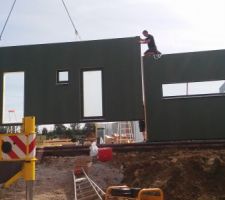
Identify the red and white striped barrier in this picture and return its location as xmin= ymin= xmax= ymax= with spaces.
xmin=0 ymin=134 xmax=36 ymax=160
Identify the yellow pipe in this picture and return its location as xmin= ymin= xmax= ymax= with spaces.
xmin=23 ymin=117 xmax=36 ymax=181
xmin=2 ymin=158 xmax=36 ymax=188
xmin=23 ymin=116 xmax=35 ymax=136
xmin=1 ymin=116 xmax=36 ymax=188
xmin=23 ymin=159 xmax=36 ymax=181
xmin=3 ymin=170 xmax=23 ymax=188
xmin=137 ymin=188 xmax=164 ymax=200
xmin=105 ymin=185 xmax=129 ymax=200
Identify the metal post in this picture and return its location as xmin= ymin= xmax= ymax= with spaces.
xmin=24 ymin=159 xmax=36 ymax=200
xmin=23 ymin=117 xmax=36 ymax=200
xmin=26 ymin=181 xmax=33 ymax=200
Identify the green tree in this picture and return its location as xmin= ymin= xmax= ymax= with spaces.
xmin=54 ymin=124 xmax=67 ymax=138
xmin=83 ymin=123 xmax=96 ymax=134
xmin=0 ymin=126 xmax=7 ymax=133
xmin=70 ymin=123 xmax=81 ymax=131
xmin=42 ymin=127 xmax=48 ymax=135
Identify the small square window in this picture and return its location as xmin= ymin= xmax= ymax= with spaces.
xmin=57 ymin=70 xmax=69 ymax=84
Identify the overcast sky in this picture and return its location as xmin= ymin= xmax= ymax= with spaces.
xmin=1 ymin=0 xmax=225 ymax=125
xmin=0 ymin=0 xmax=225 ymax=54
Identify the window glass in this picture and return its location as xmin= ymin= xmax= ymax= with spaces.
xmin=162 ymin=80 xmax=225 ymax=98
xmin=189 ymin=80 xmax=225 ymax=95
xmin=2 ymin=72 xmax=24 ymax=124
xmin=162 ymin=83 xmax=187 ymax=97
xmin=83 ymin=70 xmax=103 ymax=117
xmin=57 ymin=70 xmax=69 ymax=83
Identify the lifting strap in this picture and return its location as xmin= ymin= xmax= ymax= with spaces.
xmin=0 ymin=0 xmax=81 ymax=41
xmin=61 ymin=0 xmax=81 ymax=40
xmin=0 ymin=0 xmax=17 ymax=41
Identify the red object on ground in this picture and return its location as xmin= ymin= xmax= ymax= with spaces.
xmin=98 ymin=147 xmax=113 ymax=162
xmin=74 ymin=167 xmax=83 ymax=176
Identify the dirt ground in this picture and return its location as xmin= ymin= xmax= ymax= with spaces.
xmin=1 ymin=148 xmax=225 ymax=200
xmin=117 ymin=149 xmax=225 ymax=200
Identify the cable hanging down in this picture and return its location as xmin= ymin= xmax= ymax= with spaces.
xmin=0 ymin=0 xmax=81 ymax=41
xmin=61 ymin=0 xmax=81 ymax=40
xmin=0 ymin=0 xmax=17 ymax=41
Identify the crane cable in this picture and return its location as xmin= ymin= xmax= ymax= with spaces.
xmin=0 ymin=0 xmax=17 ymax=41
xmin=61 ymin=0 xmax=81 ymax=40
xmin=0 ymin=0 xmax=81 ymax=41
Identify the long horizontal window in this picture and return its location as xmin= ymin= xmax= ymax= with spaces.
xmin=162 ymin=80 xmax=225 ymax=98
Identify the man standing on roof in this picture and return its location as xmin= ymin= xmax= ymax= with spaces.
xmin=140 ymin=30 xmax=160 ymax=56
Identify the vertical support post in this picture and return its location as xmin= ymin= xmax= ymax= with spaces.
xmin=23 ymin=159 xmax=36 ymax=181
xmin=23 ymin=116 xmax=35 ymax=136
xmin=23 ymin=116 xmax=36 ymax=200
xmin=26 ymin=181 xmax=34 ymax=200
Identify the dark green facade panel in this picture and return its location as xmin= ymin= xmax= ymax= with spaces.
xmin=144 ymin=49 xmax=225 ymax=141
xmin=0 ymin=37 xmax=144 ymax=125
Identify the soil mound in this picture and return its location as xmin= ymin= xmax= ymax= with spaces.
xmin=1 ymin=149 xmax=225 ymax=200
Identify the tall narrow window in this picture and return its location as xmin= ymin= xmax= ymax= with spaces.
xmin=82 ymin=70 xmax=103 ymax=118
xmin=2 ymin=72 xmax=24 ymax=124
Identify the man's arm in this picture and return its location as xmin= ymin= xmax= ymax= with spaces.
xmin=139 ymin=38 xmax=151 ymax=44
